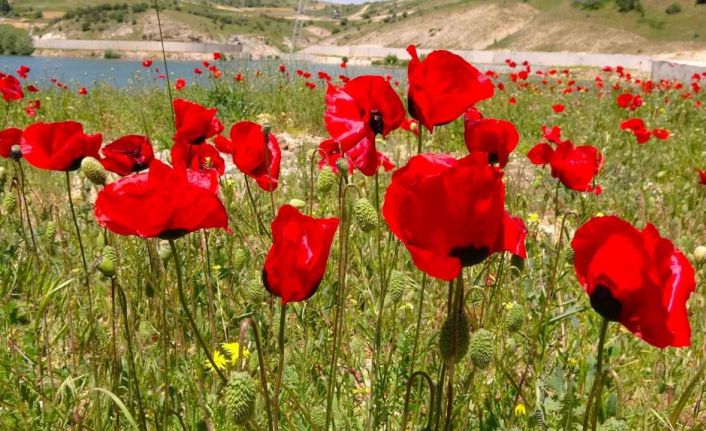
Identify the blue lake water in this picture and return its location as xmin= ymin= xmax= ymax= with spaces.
xmin=0 ymin=55 xmax=405 ymax=88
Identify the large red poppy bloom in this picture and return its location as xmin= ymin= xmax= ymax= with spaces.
xmin=383 ymin=153 xmax=526 ymax=281
xmin=463 ymin=108 xmax=519 ymax=168
xmin=571 ymin=216 xmax=696 ymax=348
xmin=406 ymin=45 xmax=494 ymax=132
xmin=171 ymin=141 xmax=225 ymax=176
xmin=0 ymin=127 xmax=22 ymax=158
xmin=323 ymin=75 xmax=404 ymax=176
xmin=21 ymin=121 xmax=102 ymax=171
xmin=94 ymin=160 xmax=229 ymax=239
xmin=0 ymin=73 xmax=23 ymax=101
xmin=527 ymin=140 xmax=603 ymax=194
xmin=101 ymin=135 xmax=154 ymax=176
xmin=215 ymin=121 xmax=281 ymax=191
xmin=263 ymin=205 xmax=339 ymax=304
xmin=173 ymin=99 xmax=224 ymax=147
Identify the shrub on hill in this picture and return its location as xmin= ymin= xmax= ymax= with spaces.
xmin=0 ymin=25 xmax=34 ymax=56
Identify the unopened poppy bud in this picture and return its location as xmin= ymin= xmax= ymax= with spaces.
xmin=694 ymin=246 xmax=706 ymax=263
xmin=2 ymin=192 xmax=17 ymax=213
xmin=469 ymin=328 xmax=494 ymax=369
xmin=81 ymin=157 xmax=107 ymax=186
xmin=44 ymin=221 xmax=56 ymax=241
xmin=353 ymin=198 xmax=377 ymax=232
xmin=438 ymin=312 xmax=470 ymax=364
xmin=410 ymin=121 xmax=418 ymax=132
xmin=335 ymin=158 xmax=349 ymax=178
xmin=224 ymin=372 xmax=256 ymax=425
xmin=247 ymin=282 xmax=266 ymax=303
xmin=10 ymin=145 xmax=21 ymax=160
xmin=158 ymin=240 xmax=171 ymax=261
xmin=316 ymin=166 xmax=336 ymax=193
xmin=233 ymin=249 xmax=247 ymax=271
xmin=388 ymin=270 xmax=407 ymax=304
xmin=97 ymin=245 xmax=117 ymax=277
xmin=289 ymin=198 xmax=306 ymax=209
xmin=262 ymin=123 xmax=272 ymax=137
xmin=310 ymin=406 xmax=326 ymax=430
xmin=504 ymin=303 xmax=524 ymax=332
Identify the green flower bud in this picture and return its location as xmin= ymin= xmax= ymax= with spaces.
xmin=224 ymin=372 xmax=257 ymax=425
xmin=316 ymin=166 xmax=336 ymax=194
xmin=289 ymin=198 xmax=306 ymax=209
xmin=2 ymin=192 xmax=17 ymax=213
xmin=310 ymin=406 xmax=326 ymax=430
xmin=97 ymin=245 xmax=117 ymax=277
xmin=504 ymin=303 xmax=524 ymax=333
xmin=233 ymin=249 xmax=248 ymax=271
xmin=335 ymin=158 xmax=349 ymax=179
xmin=247 ymin=282 xmax=266 ymax=303
xmin=694 ymin=246 xmax=706 ymax=264
xmin=158 ymin=240 xmax=171 ymax=262
xmin=353 ymin=198 xmax=377 ymax=233
xmin=438 ymin=312 xmax=470 ymax=364
xmin=44 ymin=221 xmax=57 ymax=242
xmin=388 ymin=270 xmax=408 ymax=304
xmin=80 ymin=157 xmax=107 ymax=186
xmin=469 ymin=328 xmax=494 ymax=369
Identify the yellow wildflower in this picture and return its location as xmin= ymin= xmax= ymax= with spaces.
xmin=514 ymin=402 xmax=527 ymax=417
xmin=528 ymin=213 xmax=540 ymax=224
xmin=205 ymin=349 xmax=227 ymax=372
xmin=222 ymin=342 xmax=250 ymax=365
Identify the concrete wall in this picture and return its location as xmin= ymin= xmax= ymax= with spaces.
xmin=33 ymin=39 xmax=243 ymax=54
xmin=651 ymin=60 xmax=706 ymax=83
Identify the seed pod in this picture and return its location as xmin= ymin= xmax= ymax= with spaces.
xmin=233 ymin=249 xmax=248 ymax=271
xmin=224 ymin=372 xmax=257 ymax=425
xmin=2 ymin=192 xmax=17 ymax=213
xmin=310 ymin=406 xmax=326 ymax=430
xmin=316 ymin=166 xmax=336 ymax=193
xmin=247 ymin=282 xmax=266 ymax=303
xmin=335 ymin=158 xmax=349 ymax=179
xmin=388 ymin=270 xmax=407 ymax=304
xmin=504 ymin=303 xmax=524 ymax=333
xmin=438 ymin=312 xmax=470 ymax=364
xmin=353 ymin=198 xmax=377 ymax=232
xmin=469 ymin=328 xmax=494 ymax=369
xmin=694 ymin=246 xmax=706 ymax=264
xmin=44 ymin=221 xmax=57 ymax=242
xmin=289 ymin=198 xmax=306 ymax=209
xmin=80 ymin=157 xmax=107 ymax=186
xmin=158 ymin=240 xmax=171 ymax=262
xmin=97 ymin=245 xmax=117 ymax=277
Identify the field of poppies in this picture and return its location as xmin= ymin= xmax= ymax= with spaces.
xmin=1 ymin=48 xmax=706 ymax=431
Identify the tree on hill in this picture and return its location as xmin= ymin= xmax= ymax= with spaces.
xmin=0 ymin=0 xmax=12 ymax=15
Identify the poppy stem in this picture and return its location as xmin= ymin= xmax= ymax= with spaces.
xmin=443 ymin=274 xmax=464 ymax=430
xmin=168 ymin=239 xmax=228 ymax=384
xmin=401 ymin=370 xmax=435 ymax=431
xmin=272 ymin=303 xmax=287 ymax=431
xmin=416 ymin=126 xmax=424 ymax=155
xmin=65 ymin=171 xmax=94 ymax=324
xmin=582 ymin=317 xmax=609 ymax=431
xmin=152 ymin=0 xmax=176 ymax=131
xmin=244 ymin=174 xmax=270 ymax=237
xmin=249 ymin=318 xmax=275 ymax=431
xmin=15 ymin=160 xmax=39 ymax=262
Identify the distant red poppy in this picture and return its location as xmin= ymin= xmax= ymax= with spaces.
xmin=175 ymin=78 xmax=186 ymax=91
xmin=383 ymin=153 xmax=526 ymax=280
xmin=571 ymin=216 xmax=696 ymax=348
xmin=26 ymin=85 xmax=39 ymax=93
xmin=21 ymin=121 xmax=101 ymax=171
xmin=78 ymin=87 xmax=88 ymax=95
xmin=317 ymin=138 xmax=394 ymax=175
xmin=620 ymin=118 xmax=651 ymax=144
xmin=171 ymin=141 xmax=225 ymax=176
xmin=213 ymin=52 xmax=222 ymax=61
xmin=173 ymin=99 xmax=223 ymax=147
xmin=552 ymin=104 xmax=565 ymax=113
xmin=215 ymin=121 xmax=281 ymax=191
xmin=194 ymin=67 xmax=203 ymax=75
xmin=0 ymin=73 xmax=23 ymax=101
xmin=16 ymin=65 xmax=30 ymax=79
xmin=508 ymin=97 xmax=517 ymax=105
xmin=95 ymin=160 xmax=229 ymax=239
xmin=142 ymin=59 xmax=153 ymax=68
xmin=323 ymin=75 xmax=404 ymax=176
xmin=406 ymin=45 xmax=494 ymax=132
xmin=0 ymin=127 xmax=21 ymax=158
xmin=652 ymin=128 xmax=670 ymax=140
xmin=234 ymin=73 xmax=244 ymax=82
xmin=262 ymin=205 xmax=339 ymax=304
xmin=101 ymin=135 xmax=154 ymax=176
xmin=278 ymin=64 xmax=286 ymax=73
xmin=463 ymin=108 xmax=519 ymax=168
xmin=528 ymin=135 xmax=603 ymax=194
xmin=616 ymin=93 xmax=642 ymax=111
xmin=24 ymin=99 xmax=40 ymax=117
xmin=305 ymin=81 xmax=316 ymax=90
xmin=698 ymin=169 xmax=706 ymax=185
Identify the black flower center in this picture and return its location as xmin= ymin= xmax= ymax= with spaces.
xmin=589 ymin=284 xmax=622 ymax=322
xmin=158 ymin=229 xmax=190 ymax=240
xmin=488 ymin=153 xmax=499 ymax=165
xmin=449 ymin=245 xmax=490 ymax=268
xmin=369 ymin=110 xmax=384 ymax=135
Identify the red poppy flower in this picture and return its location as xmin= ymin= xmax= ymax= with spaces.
xmin=142 ymin=59 xmax=153 ymax=68
xmin=278 ymin=64 xmax=286 ymax=73
xmin=305 ymin=81 xmax=316 ymax=90
xmin=16 ymin=65 xmax=30 ymax=79
xmin=527 ymin=137 xmax=603 ymax=194
xmin=323 ymin=75 xmax=404 ymax=176
xmin=100 ymin=135 xmax=154 ymax=176
xmin=620 ymin=118 xmax=651 ymax=144
xmin=95 ymin=160 xmax=229 ymax=239
xmin=215 ymin=121 xmax=281 ymax=191
xmin=175 ymin=78 xmax=186 ymax=91
xmin=401 ymin=117 xmax=419 ymax=136
xmin=463 ymin=109 xmax=519 ymax=168
xmin=406 ymin=45 xmax=494 ymax=131
xmin=317 ymin=138 xmax=394 ymax=175
xmin=652 ymin=128 xmax=670 ymax=140
xmin=171 ymin=141 xmax=225 ymax=176
xmin=616 ymin=93 xmax=642 ymax=111
xmin=234 ymin=73 xmax=244 ymax=82
xmin=21 ymin=121 xmax=102 ymax=171
xmin=552 ymin=104 xmax=565 ymax=113
xmin=508 ymin=97 xmax=517 ymax=105
xmin=194 ymin=67 xmax=202 ymax=75
xmin=382 ymin=153 xmax=526 ymax=281
xmin=0 ymin=127 xmax=21 ymax=158
xmin=78 ymin=87 xmax=88 ymax=95
xmin=26 ymin=85 xmax=39 ymax=93
xmin=262 ymin=205 xmax=339 ymax=304
xmin=213 ymin=51 xmax=222 ymax=61
xmin=24 ymin=99 xmax=40 ymax=117
xmin=571 ymin=216 xmax=696 ymax=348
xmin=0 ymin=73 xmax=23 ymax=101
xmin=173 ymin=99 xmax=223 ymax=147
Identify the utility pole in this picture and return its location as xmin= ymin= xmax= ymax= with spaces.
xmin=290 ymin=0 xmax=307 ymax=52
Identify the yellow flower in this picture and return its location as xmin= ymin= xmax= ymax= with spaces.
xmin=222 ymin=342 xmax=250 ymax=365
xmin=528 ymin=213 xmax=540 ymax=224
xmin=514 ymin=402 xmax=527 ymax=417
xmin=205 ymin=349 xmax=227 ymax=372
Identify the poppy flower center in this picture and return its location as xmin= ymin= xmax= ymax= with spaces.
xmin=488 ymin=153 xmax=499 ymax=165
xmin=589 ymin=284 xmax=622 ymax=322
xmin=158 ymin=229 xmax=190 ymax=240
xmin=449 ymin=245 xmax=490 ymax=268
xmin=368 ymin=110 xmax=384 ymax=135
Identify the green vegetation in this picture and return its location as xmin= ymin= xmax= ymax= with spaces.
xmin=0 ymin=24 xmax=34 ymax=55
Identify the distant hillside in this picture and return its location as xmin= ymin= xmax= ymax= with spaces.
xmin=2 ymin=0 xmax=706 ymax=56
